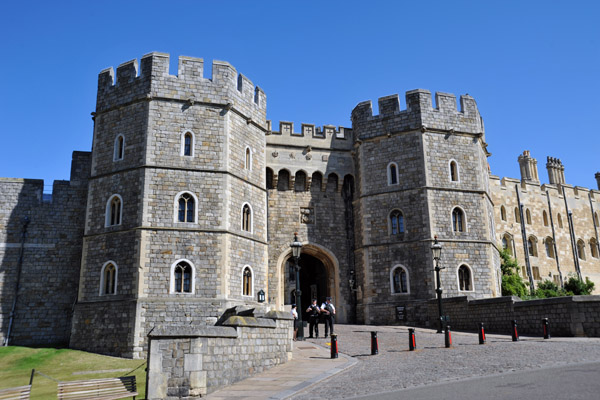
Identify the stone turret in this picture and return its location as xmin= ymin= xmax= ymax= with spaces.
xmin=518 ymin=150 xmax=539 ymax=184
xmin=546 ymin=156 xmax=565 ymax=185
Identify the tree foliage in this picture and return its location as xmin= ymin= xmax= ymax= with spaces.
xmin=563 ymin=275 xmax=595 ymax=295
xmin=499 ymin=249 xmax=528 ymax=297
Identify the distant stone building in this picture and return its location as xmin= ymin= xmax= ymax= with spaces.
xmin=0 ymin=52 xmax=598 ymax=357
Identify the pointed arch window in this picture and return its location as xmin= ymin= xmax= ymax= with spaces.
xmin=266 ymin=168 xmax=274 ymax=189
xmin=114 ymin=135 xmax=125 ymax=161
xmin=242 ymin=266 xmax=253 ymax=296
xmin=449 ymin=160 xmax=459 ymax=182
xmin=390 ymin=265 xmax=409 ymax=294
xmin=528 ymin=236 xmax=538 ymax=257
xmin=178 ymin=193 xmax=195 ymax=223
xmin=543 ymin=210 xmax=549 ymax=227
xmin=577 ymin=239 xmax=586 ymax=260
xmin=277 ymin=170 xmax=290 ymax=191
xmin=181 ymin=131 xmax=194 ymax=157
xmin=526 ymin=209 xmax=532 ymax=225
xmin=387 ymin=162 xmax=398 ymax=185
xmin=545 ymin=237 xmax=555 ymax=258
xmin=311 ymin=171 xmax=323 ymax=192
xmin=245 ymin=147 xmax=252 ymax=170
xmin=242 ymin=203 xmax=252 ymax=232
xmin=452 ymin=207 xmax=465 ymax=232
xmin=458 ymin=265 xmax=472 ymax=291
xmin=389 ymin=210 xmax=405 ymax=235
xmin=514 ymin=207 xmax=520 ymax=223
xmin=500 ymin=206 xmax=506 ymax=221
xmin=590 ymin=238 xmax=599 ymax=258
xmin=502 ymin=233 xmax=513 ymax=255
xmin=171 ymin=260 xmax=194 ymax=294
xmin=105 ymin=195 xmax=122 ymax=227
xmin=99 ymin=262 xmax=118 ymax=295
xmin=557 ymin=213 xmax=563 ymax=228
xmin=295 ymin=171 xmax=307 ymax=192
xmin=595 ymin=212 xmax=599 ymax=227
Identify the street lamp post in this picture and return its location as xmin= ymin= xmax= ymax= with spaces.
xmin=431 ymin=236 xmax=445 ymax=333
xmin=291 ymin=233 xmax=304 ymax=340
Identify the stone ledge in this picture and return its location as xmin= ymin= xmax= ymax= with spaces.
xmin=222 ymin=316 xmax=276 ymax=328
xmin=149 ymin=325 xmax=238 ymax=338
xmin=263 ymin=310 xmax=294 ymax=320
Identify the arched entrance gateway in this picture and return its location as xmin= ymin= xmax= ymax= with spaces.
xmin=276 ymin=243 xmax=345 ymax=323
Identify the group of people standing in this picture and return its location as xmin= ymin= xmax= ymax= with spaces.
xmin=291 ymin=297 xmax=335 ymax=340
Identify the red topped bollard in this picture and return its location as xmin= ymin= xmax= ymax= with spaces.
xmin=542 ymin=318 xmax=551 ymax=339
xmin=511 ymin=320 xmax=519 ymax=342
xmin=408 ymin=328 xmax=416 ymax=351
xmin=330 ymin=333 xmax=338 ymax=358
xmin=371 ymin=331 xmax=378 ymax=355
xmin=444 ymin=324 xmax=452 ymax=348
xmin=478 ymin=322 xmax=486 ymax=345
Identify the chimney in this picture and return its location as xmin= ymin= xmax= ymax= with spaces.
xmin=595 ymin=172 xmax=600 ymax=190
xmin=517 ymin=150 xmax=539 ymax=183
xmin=546 ymin=156 xmax=565 ymax=185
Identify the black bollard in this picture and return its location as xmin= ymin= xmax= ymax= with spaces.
xmin=511 ymin=320 xmax=519 ymax=342
xmin=330 ymin=334 xmax=338 ymax=358
xmin=408 ymin=328 xmax=416 ymax=351
xmin=542 ymin=318 xmax=551 ymax=339
xmin=444 ymin=324 xmax=452 ymax=348
xmin=371 ymin=331 xmax=378 ymax=355
xmin=478 ymin=322 xmax=486 ymax=345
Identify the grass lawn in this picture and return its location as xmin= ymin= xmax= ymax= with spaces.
xmin=0 ymin=346 xmax=146 ymax=399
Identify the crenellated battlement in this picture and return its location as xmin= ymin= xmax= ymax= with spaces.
xmin=351 ymin=89 xmax=484 ymax=140
xmin=265 ymin=120 xmax=353 ymax=150
xmin=96 ymin=52 xmax=267 ymax=122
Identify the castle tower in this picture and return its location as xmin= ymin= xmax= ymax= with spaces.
xmin=70 ymin=53 xmax=268 ymax=358
xmin=546 ymin=157 xmax=566 ymax=185
xmin=518 ymin=150 xmax=539 ymax=183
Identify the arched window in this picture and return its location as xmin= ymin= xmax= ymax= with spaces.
xmin=327 ymin=173 xmax=339 ymax=192
xmin=543 ymin=210 xmax=549 ymax=227
xmin=182 ymin=131 xmax=194 ymax=157
xmin=458 ymin=265 xmax=472 ymax=291
xmin=277 ymin=170 xmax=290 ymax=191
xmin=514 ymin=207 xmax=520 ymax=223
xmin=590 ymin=238 xmax=599 ymax=258
xmin=387 ymin=162 xmax=398 ymax=185
xmin=452 ymin=207 xmax=465 ymax=232
xmin=526 ymin=209 xmax=532 ymax=225
xmin=99 ymin=261 xmax=118 ymax=295
xmin=177 ymin=192 xmax=196 ymax=223
xmin=528 ymin=236 xmax=537 ymax=257
xmin=390 ymin=265 xmax=409 ymax=294
xmin=389 ymin=210 xmax=405 ymax=235
xmin=105 ymin=194 xmax=122 ymax=227
xmin=242 ymin=266 xmax=253 ymax=296
xmin=311 ymin=171 xmax=323 ymax=192
xmin=266 ymin=168 xmax=274 ymax=189
xmin=557 ymin=213 xmax=563 ymax=228
xmin=295 ymin=171 xmax=307 ymax=192
xmin=114 ymin=135 xmax=124 ymax=161
xmin=502 ymin=233 xmax=513 ymax=255
xmin=500 ymin=206 xmax=506 ymax=221
xmin=171 ymin=260 xmax=194 ymax=294
xmin=242 ymin=203 xmax=252 ymax=232
xmin=577 ymin=239 xmax=586 ymax=260
xmin=545 ymin=237 xmax=555 ymax=258
xmin=245 ymin=147 xmax=252 ymax=170
xmin=449 ymin=160 xmax=459 ymax=182
xmin=595 ymin=212 xmax=599 ymax=227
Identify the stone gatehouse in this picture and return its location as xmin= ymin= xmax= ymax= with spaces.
xmin=0 ymin=52 xmax=598 ymax=357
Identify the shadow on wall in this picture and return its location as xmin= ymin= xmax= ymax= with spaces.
xmin=0 ymin=152 xmax=90 ymax=347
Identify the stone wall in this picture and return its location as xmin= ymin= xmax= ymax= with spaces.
xmin=146 ymin=310 xmax=293 ymax=399
xmin=428 ymin=295 xmax=600 ymax=337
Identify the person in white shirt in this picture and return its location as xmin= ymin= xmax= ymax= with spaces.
xmin=291 ymin=304 xmax=298 ymax=341
xmin=320 ymin=297 xmax=336 ymax=337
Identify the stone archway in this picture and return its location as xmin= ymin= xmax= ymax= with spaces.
xmin=276 ymin=243 xmax=345 ymax=323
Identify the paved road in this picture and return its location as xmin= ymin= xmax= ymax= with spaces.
xmin=292 ymin=325 xmax=600 ymax=399
xmin=351 ymin=361 xmax=600 ymax=400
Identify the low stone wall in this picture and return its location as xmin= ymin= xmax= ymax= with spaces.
xmin=146 ymin=310 xmax=293 ymax=399
xmin=428 ymin=295 xmax=600 ymax=337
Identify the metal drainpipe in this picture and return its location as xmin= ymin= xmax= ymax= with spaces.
xmin=515 ymin=185 xmax=535 ymax=293
xmin=546 ymin=190 xmax=563 ymax=287
xmin=4 ymin=216 xmax=30 ymax=346
xmin=588 ymin=192 xmax=600 ymax=260
xmin=562 ymin=185 xmax=582 ymax=280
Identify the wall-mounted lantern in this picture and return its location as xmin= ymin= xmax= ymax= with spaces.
xmin=257 ymin=289 xmax=265 ymax=303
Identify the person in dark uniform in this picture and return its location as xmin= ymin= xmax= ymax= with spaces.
xmin=320 ymin=297 xmax=336 ymax=337
xmin=306 ymin=299 xmax=321 ymax=338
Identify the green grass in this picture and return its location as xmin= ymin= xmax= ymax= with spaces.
xmin=0 ymin=346 xmax=146 ymax=399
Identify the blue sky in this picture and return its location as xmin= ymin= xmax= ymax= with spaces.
xmin=1 ymin=1 xmax=598 ymax=190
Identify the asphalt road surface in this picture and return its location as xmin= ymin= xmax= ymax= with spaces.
xmin=351 ymin=361 xmax=600 ymax=400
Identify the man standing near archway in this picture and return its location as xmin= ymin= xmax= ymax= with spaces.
xmin=321 ymin=297 xmax=336 ymax=337
xmin=306 ymin=299 xmax=321 ymax=338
